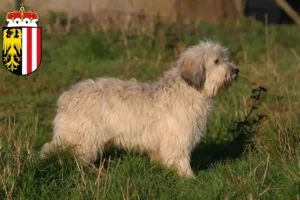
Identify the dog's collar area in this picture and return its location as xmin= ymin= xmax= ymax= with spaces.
xmin=181 ymin=77 xmax=201 ymax=92
xmin=184 ymin=82 xmax=214 ymax=101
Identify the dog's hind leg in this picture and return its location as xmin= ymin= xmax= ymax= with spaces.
xmin=74 ymin=146 xmax=99 ymax=163
xmin=40 ymin=139 xmax=62 ymax=158
xmin=40 ymin=113 xmax=104 ymax=164
xmin=40 ymin=132 xmax=101 ymax=163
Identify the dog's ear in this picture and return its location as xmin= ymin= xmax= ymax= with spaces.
xmin=179 ymin=56 xmax=206 ymax=88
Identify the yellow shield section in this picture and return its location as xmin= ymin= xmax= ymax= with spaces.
xmin=2 ymin=27 xmax=22 ymax=74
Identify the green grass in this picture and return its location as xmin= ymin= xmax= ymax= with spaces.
xmin=0 ymin=18 xmax=299 ymax=199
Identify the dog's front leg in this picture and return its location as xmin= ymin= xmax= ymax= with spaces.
xmin=159 ymin=147 xmax=195 ymax=179
xmin=174 ymin=155 xmax=195 ymax=178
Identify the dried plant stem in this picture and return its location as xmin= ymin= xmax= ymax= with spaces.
xmin=276 ymin=0 xmax=300 ymax=25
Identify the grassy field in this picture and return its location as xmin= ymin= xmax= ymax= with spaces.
xmin=0 ymin=18 xmax=299 ymax=199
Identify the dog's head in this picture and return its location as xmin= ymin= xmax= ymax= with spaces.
xmin=177 ymin=40 xmax=239 ymax=97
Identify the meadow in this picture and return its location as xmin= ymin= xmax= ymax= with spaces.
xmin=0 ymin=17 xmax=299 ymax=199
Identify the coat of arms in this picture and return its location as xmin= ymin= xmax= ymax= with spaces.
xmin=2 ymin=3 xmax=42 ymax=75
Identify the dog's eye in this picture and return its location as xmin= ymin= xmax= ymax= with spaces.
xmin=214 ymin=59 xmax=219 ymax=64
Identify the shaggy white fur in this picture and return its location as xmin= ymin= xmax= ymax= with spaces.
xmin=40 ymin=40 xmax=239 ymax=178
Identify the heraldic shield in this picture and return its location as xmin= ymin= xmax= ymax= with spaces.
xmin=2 ymin=27 xmax=42 ymax=75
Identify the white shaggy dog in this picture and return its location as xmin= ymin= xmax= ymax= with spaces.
xmin=40 ymin=40 xmax=239 ymax=178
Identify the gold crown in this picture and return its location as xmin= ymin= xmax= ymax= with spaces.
xmin=6 ymin=3 xmax=39 ymax=22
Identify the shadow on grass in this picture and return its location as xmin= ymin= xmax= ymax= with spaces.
xmin=192 ymin=86 xmax=267 ymax=171
xmin=191 ymin=134 xmax=251 ymax=171
xmin=98 ymin=132 xmax=252 ymax=174
xmin=98 ymin=134 xmax=251 ymax=172
xmin=98 ymin=129 xmax=252 ymax=174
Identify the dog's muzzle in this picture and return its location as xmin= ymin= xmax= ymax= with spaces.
xmin=232 ymin=68 xmax=239 ymax=75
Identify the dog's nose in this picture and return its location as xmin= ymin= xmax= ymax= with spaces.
xmin=233 ymin=68 xmax=239 ymax=75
